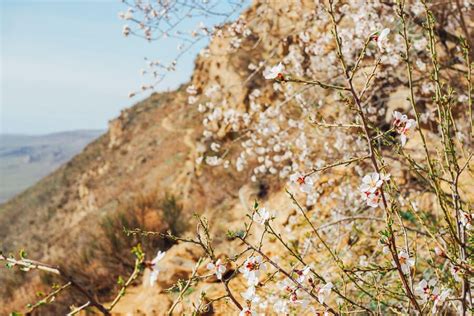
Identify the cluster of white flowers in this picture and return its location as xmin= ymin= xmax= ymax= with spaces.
xmin=359 ymin=172 xmax=390 ymax=208
xmin=188 ymin=2 xmax=437 ymax=213
xmin=195 ymin=80 xmax=324 ymax=188
xmin=392 ymin=111 xmax=417 ymax=146
xmin=415 ymin=279 xmax=451 ymax=314
xmin=237 ymin=256 xmax=268 ymax=315
xmin=224 ymin=17 xmax=252 ymax=51
xmin=240 ymin=255 xmax=266 ymax=286
xmin=119 ymin=1 xmax=472 ymax=314
xmin=186 ymin=84 xmax=198 ymax=105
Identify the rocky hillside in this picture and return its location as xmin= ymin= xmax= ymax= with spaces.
xmin=1 ymin=0 xmax=472 ymax=314
xmin=0 ymin=86 xmax=258 ymax=313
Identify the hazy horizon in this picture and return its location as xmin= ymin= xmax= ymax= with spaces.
xmin=0 ymin=128 xmax=105 ymax=136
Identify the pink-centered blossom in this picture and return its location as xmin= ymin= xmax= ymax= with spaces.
xmin=375 ymin=28 xmax=390 ymax=51
xmin=360 ymin=172 xmax=389 ymax=208
xmin=290 ymin=172 xmax=314 ymax=193
xmin=396 ymin=249 xmax=415 ymax=274
xmin=295 ymin=265 xmax=311 ymax=284
xmin=263 ymin=62 xmax=284 ymax=80
xmin=149 ymin=250 xmax=166 ymax=286
xmin=239 ymin=255 xmax=266 ymax=286
xmin=239 ymin=306 xmax=256 ymax=316
xmin=207 ymin=259 xmax=226 ymax=280
xmin=460 ymin=211 xmax=473 ymax=230
xmin=392 ymin=111 xmax=416 ymax=146
xmin=433 ymin=246 xmax=446 ymax=258
xmin=363 ymin=191 xmax=381 ymax=208
xmin=415 ymin=279 xmax=434 ymax=301
xmin=415 ymin=279 xmax=450 ymax=314
xmin=400 ymin=119 xmax=416 ymax=146
xmin=393 ymin=111 xmax=408 ymax=127
xmin=431 ymin=289 xmax=450 ymax=314
xmin=450 ymin=263 xmax=462 ymax=282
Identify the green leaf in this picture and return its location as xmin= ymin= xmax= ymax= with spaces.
xmin=19 ymin=249 xmax=27 ymax=259
xmin=131 ymin=244 xmax=144 ymax=261
xmin=400 ymin=210 xmax=415 ymax=223
xmin=117 ymin=275 xmax=125 ymax=287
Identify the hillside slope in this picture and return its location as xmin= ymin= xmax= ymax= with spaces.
xmin=0 ymin=85 xmax=254 ymax=312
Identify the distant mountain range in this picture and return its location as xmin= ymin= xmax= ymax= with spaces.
xmin=0 ymin=130 xmax=103 ymax=203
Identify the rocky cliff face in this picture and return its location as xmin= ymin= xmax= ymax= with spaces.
xmin=0 ymin=88 xmax=244 ymax=311
xmin=1 ymin=0 xmax=472 ymax=314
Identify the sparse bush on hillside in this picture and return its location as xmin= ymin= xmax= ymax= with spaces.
xmin=0 ymin=191 xmax=187 ymax=314
xmin=160 ymin=193 xmax=188 ymax=238
xmin=77 ymin=191 xmax=187 ymax=293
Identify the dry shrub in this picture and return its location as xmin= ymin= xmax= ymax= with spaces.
xmin=37 ymin=190 xmax=188 ymax=312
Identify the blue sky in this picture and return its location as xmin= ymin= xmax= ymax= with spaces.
xmin=1 ymin=0 xmax=245 ymax=135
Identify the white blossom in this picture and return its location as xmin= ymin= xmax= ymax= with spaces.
xmin=290 ymin=173 xmax=314 ymax=193
xmin=460 ymin=211 xmax=473 ymax=230
xmin=396 ymin=249 xmax=415 ymax=274
xmin=415 ymin=278 xmax=437 ymax=302
xmin=376 ymin=28 xmax=390 ymax=51
xmin=241 ymin=285 xmax=260 ymax=304
xmin=149 ymin=250 xmax=166 ymax=286
xmin=205 ymin=156 xmax=222 ymax=166
xmin=263 ymin=62 xmax=284 ymax=80
xmin=186 ymin=85 xmax=197 ymax=95
xmin=450 ymin=263 xmax=462 ymax=282
xmin=393 ymin=111 xmax=416 ymax=146
xmin=122 ymin=25 xmax=131 ymax=37
xmin=207 ymin=259 xmax=226 ymax=280
xmin=239 ymin=255 xmax=266 ymax=286
xmin=295 ymin=265 xmax=311 ymax=283
xmin=360 ymin=172 xmax=383 ymax=193
xmin=252 ymin=207 xmax=271 ymax=225
xmin=210 ymin=142 xmax=221 ymax=152
xmin=317 ymin=282 xmax=333 ymax=304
